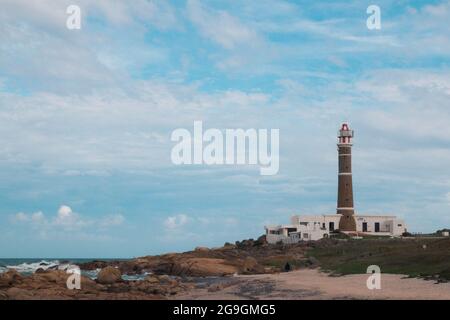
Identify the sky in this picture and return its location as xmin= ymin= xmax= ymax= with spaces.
xmin=1 ymin=0 xmax=450 ymax=258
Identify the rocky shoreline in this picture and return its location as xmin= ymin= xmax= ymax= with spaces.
xmin=78 ymin=235 xmax=317 ymax=277
xmin=0 ymin=236 xmax=317 ymax=300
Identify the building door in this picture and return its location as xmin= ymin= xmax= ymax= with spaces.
xmin=362 ymin=222 xmax=367 ymax=232
xmin=375 ymin=222 xmax=380 ymax=232
xmin=329 ymin=222 xmax=334 ymax=231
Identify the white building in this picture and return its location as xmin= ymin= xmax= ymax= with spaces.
xmin=265 ymin=214 xmax=407 ymax=244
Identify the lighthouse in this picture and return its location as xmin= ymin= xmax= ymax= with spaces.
xmin=264 ymin=122 xmax=409 ymax=242
xmin=337 ymin=123 xmax=357 ymax=231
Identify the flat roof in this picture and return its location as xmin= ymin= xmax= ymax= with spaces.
xmin=292 ymin=214 xmax=399 ymax=218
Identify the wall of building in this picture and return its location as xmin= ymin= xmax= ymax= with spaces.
xmin=265 ymin=222 xmax=329 ymax=244
xmin=266 ymin=214 xmax=407 ymax=244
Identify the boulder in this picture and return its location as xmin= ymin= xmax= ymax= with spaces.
xmin=80 ymin=275 xmax=99 ymax=292
xmin=208 ymin=283 xmax=225 ymax=292
xmin=157 ymin=275 xmax=172 ymax=284
xmin=6 ymin=287 xmax=33 ymax=300
xmin=183 ymin=258 xmax=238 ymax=277
xmin=97 ymin=266 xmax=122 ymax=284
xmin=0 ymin=270 xmax=23 ymax=287
xmin=240 ymin=257 xmax=265 ymax=274
xmin=144 ymin=275 xmax=160 ymax=284
xmin=36 ymin=270 xmax=68 ymax=283
xmin=242 ymin=257 xmax=258 ymax=272
xmin=78 ymin=260 xmax=109 ymax=271
xmin=255 ymin=235 xmax=268 ymax=246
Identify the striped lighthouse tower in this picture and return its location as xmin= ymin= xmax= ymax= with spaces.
xmin=337 ymin=123 xmax=357 ymax=231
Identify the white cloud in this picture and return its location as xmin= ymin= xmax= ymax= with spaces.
xmin=223 ymin=217 xmax=238 ymax=226
xmin=54 ymin=205 xmax=87 ymax=228
xmin=11 ymin=205 xmax=125 ymax=232
xmin=187 ymin=0 xmax=262 ymax=50
xmin=0 ymin=82 xmax=271 ymax=174
xmin=31 ymin=211 xmax=45 ymax=223
xmin=11 ymin=212 xmax=29 ymax=223
xmin=0 ymin=0 xmax=180 ymax=94
xmin=163 ymin=214 xmax=189 ymax=230
xmin=99 ymin=214 xmax=125 ymax=227
xmin=186 ymin=0 xmax=272 ymax=71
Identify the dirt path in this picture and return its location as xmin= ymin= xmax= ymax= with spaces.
xmin=174 ymin=269 xmax=450 ymax=300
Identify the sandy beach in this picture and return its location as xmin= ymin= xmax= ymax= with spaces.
xmin=175 ymin=269 xmax=450 ymax=300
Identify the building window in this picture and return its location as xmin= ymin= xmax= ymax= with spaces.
xmin=300 ymin=222 xmax=308 ymax=226
xmin=397 ymin=224 xmax=402 ymax=227
xmin=303 ymin=233 xmax=309 ymax=239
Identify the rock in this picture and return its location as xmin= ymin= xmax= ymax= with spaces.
xmin=36 ymin=270 xmax=68 ymax=284
xmin=145 ymin=275 xmax=160 ymax=284
xmin=80 ymin=275 xmax=99 ymax=292
xmin=0 ymin=270 xmax=23 ymax=287
xmin=6 ymin=287 xmax=33 ymax=300
xmin=184 ymin=258 xmax=238 ymax=277
xmin=97 ymin=267 xmax=122 ymax=285
xmin=243 ymin=257 xmax=257 ymax=269
xmin=195 ymin=246 xmax=210 ymax=252
xmin=0 ymin=291 xmax=8 ymax=300
xmin=240 ymin=257 xmax=265 ymax=274
xmin=78 ymin=260 xmax=109 ymax=271
xmin=255 ymin=235 xmax=268 ymax=246
xmin=119 ymin=258 xmax=150 ymax=275
xmin=208 ymin=283 xmax=225 ymax=292
xmin=35 ymin=268 xmax=46 ymax=273
xmin=235 ymin=238 xmax=255 ymax=248
xmin=157 ymin=275 xmax=172 ymax=283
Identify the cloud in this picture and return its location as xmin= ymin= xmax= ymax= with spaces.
xmin=31 ymin=211 xmax=45 ymax=224
xmin=11 ymin=205 xmax=125 ymax=232
xmin=0 ymin=82 xmax=271 ymax=175
xmin=187 ymin=0 xmax=262 ymax=50
xmin=0 ymin=0 xmax=180 ymax=94
xmin=99 ymin=214 xmax=126 ymax=227
xmin=163 ymin=214 xmax=189 ymax=230
xmin=11 ymin=212 xmax=29 ymax=223
xmin=3 ymin=0 xmax=450 ymax=256
xmin=186 ymin=0 xmax=272 ymax=70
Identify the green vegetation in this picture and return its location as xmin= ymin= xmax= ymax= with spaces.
xmin=307 ymin=237 xmax=450 ymax=281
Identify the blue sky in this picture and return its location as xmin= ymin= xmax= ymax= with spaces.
xmin=1 ymin=0 xmax=450 ymax=258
